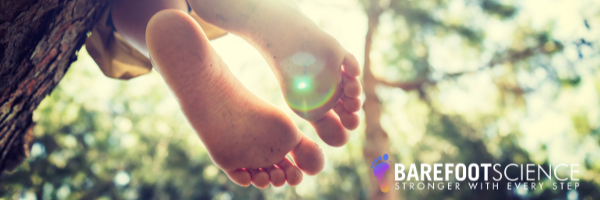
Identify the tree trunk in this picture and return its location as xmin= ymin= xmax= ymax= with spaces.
xmin=0 ymin=0 xmax=108 ymax=174
xmin=362 ymin=5 xmax=399 ymax=200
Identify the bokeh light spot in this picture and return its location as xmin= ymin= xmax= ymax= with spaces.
xmin=114 ymin=171 xmax=131 ymax=186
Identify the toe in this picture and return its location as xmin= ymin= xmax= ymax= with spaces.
xmin=342 ymin=52 xmax=361 ymax=77
xmin=225 ymin=169 xmax=252 ymax=187
xmin=310 ymin=110 xmax=349 ymax=147
xmin=277 ymin=158 xmax=303 ymax=186
xmin=265 ymin=165 xmax=286 ymax=187
xmin=341 ymin=93 xmax=362 ymax=112
xmin=343 ymin=75 xmax=362 ymax=97
xmin=334 ymin=101 xmax=360 ymax=130
xmin=289 ymin=135 xmax=325 ymax=175
xmin=250 ymin=169 xmax=270 ymax=188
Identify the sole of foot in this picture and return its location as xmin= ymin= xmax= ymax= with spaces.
xmin=188 ymin=0 xmax=363 ymax=147
xmin=146 ymin=9 xmax=325 ymax=188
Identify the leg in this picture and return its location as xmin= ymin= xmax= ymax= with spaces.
xmin=188 ymin=0 xmax=363 ymax=147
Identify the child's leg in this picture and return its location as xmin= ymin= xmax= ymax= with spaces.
xmin=188 ymin=0 xmax=363 ymax=147
xmin=111 ymin=2 xmax=324 ymax=188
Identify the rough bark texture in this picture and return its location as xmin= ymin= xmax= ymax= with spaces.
xmin=0 ymin=0 xmax=108 ymax=174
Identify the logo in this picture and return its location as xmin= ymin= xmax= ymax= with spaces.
xmin=371 ymin=153 xmax=390 ymax=193
xmin=370 ymin=153 xmax=581 ymax=193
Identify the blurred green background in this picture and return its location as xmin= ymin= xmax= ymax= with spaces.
xmin=2 ymin=0 xmax=600 ymax=199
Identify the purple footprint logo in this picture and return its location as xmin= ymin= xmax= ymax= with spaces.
xmin=371 ymin=153 xmax=390 ymax=193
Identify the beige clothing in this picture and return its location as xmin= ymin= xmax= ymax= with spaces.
xmin=85 ymin=9 xmax=227 ymax=80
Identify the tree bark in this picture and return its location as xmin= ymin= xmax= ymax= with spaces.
xmin=0 ymin=0 xmax=108 ymax=174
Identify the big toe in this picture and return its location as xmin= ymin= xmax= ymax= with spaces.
xmin=225 ymin=169 xmax=252 ymax=187
xmin=289 ymin=135 xmax=325 ymax=175
xmin=310 ymin=110 xmax=350 ymax=147
xmin=342 ymin=51 xmax=361 ymax=77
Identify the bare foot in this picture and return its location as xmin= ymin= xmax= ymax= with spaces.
xmin=146 ymin=10 xmax=324 ymax=188
xmin=189 ymin=0 xmax=362 ymax=147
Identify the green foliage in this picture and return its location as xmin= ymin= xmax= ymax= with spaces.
xmin=3 ymin=0 xmax=600 ymax=199
xmin=371 ymin=0 xmax=600 ymax=199
xmin=0 ymin=46 xmax=368 ymax=200
xmin=0 ymin=53 xmax=281 ymax=199
xmin=481 ymin=0 xmax=517 ymax=18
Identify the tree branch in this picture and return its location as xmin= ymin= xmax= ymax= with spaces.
xmin=369 ymin=43 xmax=553 ymax=92
xmin=376 ymin=76 xmax=430 ymax=91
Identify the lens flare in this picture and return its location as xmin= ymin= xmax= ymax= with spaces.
xmin=286 ymin=76 xmax=337 ymax=112
xmin=296 ymin=81 xmax=308 ymax=90
xmin=281 ymin=52 xmax=336 ymax=113
xmin=297 ymin=82 xmax=307 ymax=89
xmin=292 ymin=76 xmax=313 ymax=92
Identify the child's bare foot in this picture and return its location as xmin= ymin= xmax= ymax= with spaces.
xmin=146 ymin=10 xmax=324 ymax=187
xmin=189 ymin=0 xmax=363 ymax=147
